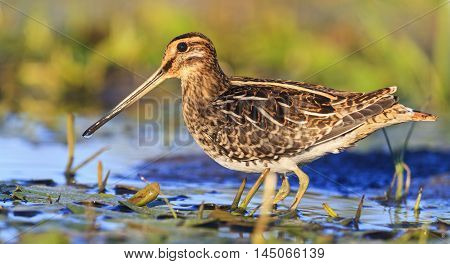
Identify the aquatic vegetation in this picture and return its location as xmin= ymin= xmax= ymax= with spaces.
xmin=127 ymin=183 xmax=160 ymax=207
xmin=382 ymin=123 xmax=417 ymax=202
xmin=1 ymin=126 xmax=447 ymax=244
xmin=160 ymin=191 xmax=178 ymax=219
xmin=321 ymin=196 xmax=366 ymax=230
xmin=354 ymin=195 xmax=365 ymax=229
xmin=20 ymin=230 xmax=70 ymax=244
xmin=252 ymin=171 xmax=277 ymax=244
xmin=381 ymin=96 xmax=434 ymax=202
xmin=96 ymin=161 xmax=110 ymax=193
xmin=63 ymin=113 xmax=108 ymax=184
xmin=0 ymin=178 xmax=448 ymax=244
xmin=197 ymin=201 xmax=205 ymax=220
xmin=322 ymin=203 xmax=339 ymax=218
xmin=414 ymin=187 xmax=423 ymax=212
xmin=0 ymin=1 xmax=447 ymax=246
xmin=64 ymin=113 xmax=75 ymax=177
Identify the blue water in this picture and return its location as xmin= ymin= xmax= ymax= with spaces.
xmin=0 ymin=116 xmax=449 ymax=243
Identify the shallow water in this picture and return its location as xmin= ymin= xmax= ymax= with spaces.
xmin=0 ymin=117 xmax=449 ymax=243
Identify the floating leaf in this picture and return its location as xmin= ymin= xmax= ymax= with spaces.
xmin=117 ymin=200 xmax=171 ymax=218
xmin=128 ymin=183 xmax=160 ymax=207
xmin=17 ymin=185 xmax=119 ymax=205
xmin=208 ymin=209 xmax=242 ymax=223
xmin=119 ymin=200 xmax=156 ymax=215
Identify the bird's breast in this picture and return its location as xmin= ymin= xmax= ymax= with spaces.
xmin=181 ymin=97 xmax=220 ymax=156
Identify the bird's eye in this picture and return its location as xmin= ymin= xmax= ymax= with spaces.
xmin=176 ymin=42 xmax=188 ymax=52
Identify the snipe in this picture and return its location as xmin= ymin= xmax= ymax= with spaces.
xmin=83 ymin=32 xmax=436 ymax=212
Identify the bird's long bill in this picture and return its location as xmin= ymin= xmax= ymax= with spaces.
xmin=82 ymin=67 xmax=166 ymax=138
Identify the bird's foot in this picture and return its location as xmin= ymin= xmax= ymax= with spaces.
xmin=230 ymin=169 xmax=270 ymax=216
xmin=288 ymin=167 xmax=310 ymax=211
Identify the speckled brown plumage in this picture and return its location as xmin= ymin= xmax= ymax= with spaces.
xmin=149 ymin=32 xmax=436 ymax=172
xmin=185 ymin=74 xmax=395 ymax=162
xmin=83 ymin=32 xmax=437 ymax=211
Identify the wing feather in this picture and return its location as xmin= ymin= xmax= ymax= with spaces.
xmin=209 ymin=77 xmax=399 ymax=161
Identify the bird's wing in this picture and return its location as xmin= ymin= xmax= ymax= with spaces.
xmin=209 ymin=77 xmax=397 ymax=161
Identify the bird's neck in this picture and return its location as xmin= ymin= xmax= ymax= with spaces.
xmin=180 ymin=62 xmax=229 ymax=149
xmin=180 ymin=62 xmax=229 ymax=104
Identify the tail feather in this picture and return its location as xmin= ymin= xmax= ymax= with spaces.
xmin=338 ymin=104 xmax=437 ymax=148
xmin=337 ymin=86 xmax=398 ymax=116
xmin=410 ymin=109 xmax=437 ymax=121
xmin=379 ymin=104 xmax=437 ymax=123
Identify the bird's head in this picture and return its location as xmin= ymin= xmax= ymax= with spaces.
xmin=162 ymin=32 xmax=218 ymax=79
xmin=82 ymin=32 xmax=218 ymax=138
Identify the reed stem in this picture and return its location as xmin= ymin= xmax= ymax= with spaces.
xmin=251 ymin=171 xmax=277 ymax=244
xmin=64 ymin=113 xmax=75 ymax=175
xmin=414 ymin=187 xmax=423 ymax=212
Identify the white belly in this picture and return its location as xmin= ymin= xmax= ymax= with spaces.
xmin=212 ymin=156 xmax=298 ymax=173
xmin=209 ymin=127 xmax=368 ymax=173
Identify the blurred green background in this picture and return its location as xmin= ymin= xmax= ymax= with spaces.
xmin=0 ymin=0 xmax=448 ymax=127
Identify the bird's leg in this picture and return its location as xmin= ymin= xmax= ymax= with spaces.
xmin=289 ymin=167 xmax=310 ymax=211
xmin=238 ymin=168 xmax=270 ymax=212
xmin=231 ymin=177 xmax=247 ymax=211
xmin=273 ymin=173 xmax=290 ymax=205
